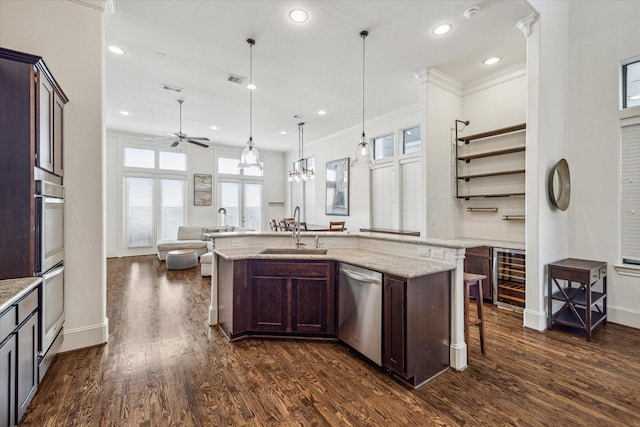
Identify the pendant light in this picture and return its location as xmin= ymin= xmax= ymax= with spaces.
xmin=238 ymin=38 xmax=263 ymax=169
xmin=351 ymin=30 xmax=374 ymax=168
xmin=288 ymin=122 xmax=315 ymax=182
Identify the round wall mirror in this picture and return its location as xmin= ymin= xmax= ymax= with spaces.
xmin=548 ymin=158 xmax=570 ymax=211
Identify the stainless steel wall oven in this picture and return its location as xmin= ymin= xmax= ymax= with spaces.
xmin=35 ymin=179 xmax=65 ymax=380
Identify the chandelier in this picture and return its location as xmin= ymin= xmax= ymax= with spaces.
xmin=288 ymin=122 xmax=314 ymax=182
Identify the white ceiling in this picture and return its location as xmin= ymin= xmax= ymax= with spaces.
xmin=105 ymin=0 xmax=530 ymax=152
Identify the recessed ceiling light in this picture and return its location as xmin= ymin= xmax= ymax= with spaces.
xmin=432 ymin=23 xmax=452 ymax=36
xmin=318 ymin=110 xmax=326 ymax=116
xmin=210 ymin=126 xmax=218 ymax=130
xmin=289 ymin=9 xmax=308 ymax=23
xmin=119 ymin=110 xmax=130 ymax=116
xmin=247 ymin=83 xmax=257 ymax=90
xmin=280 ymin=131 xmax=287 ymax=135
xmin=107 ymin=45 xmax=126 ymax=55
xmin=483 ymin=57 xmax=501 ymax=65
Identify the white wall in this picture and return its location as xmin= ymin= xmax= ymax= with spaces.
xmin=455 ymin=66 xmax=527 ymax=242
xmin=565 ymin=0 xmax=640 ymax=328
xmin=106 ymin=131 xmax=285 ymax=256
xmin=285 ymin=105 xmax=420 ymax=231
xmin=0 ymin=0 xmax=108 ymax=349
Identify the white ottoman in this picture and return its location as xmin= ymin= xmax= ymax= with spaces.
xmin=200 ymin=252 xmax=213 ymax=277
xmin=166 ymin=250 xmax=198 ymax=270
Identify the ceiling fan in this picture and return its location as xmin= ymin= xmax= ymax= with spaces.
xmin=166 ymin=99 xmax=210 ymax=148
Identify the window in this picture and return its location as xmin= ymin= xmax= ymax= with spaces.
xmin=620 ymin=117 xmax=640 ymax=265
xmin=124 ymin=147 xmax=154 ymax=168
xmin=403 ymin=126 xmax=421 ymax=154
xmin=623 ymin=59 xmax=640 ymax=109
xmin=373 ymin=134 xmax=395 ymax=160
xmin=122 ymin=144 xmax=187 ymax=251
xmin=159 ymin=151 xmax=187 ymax=171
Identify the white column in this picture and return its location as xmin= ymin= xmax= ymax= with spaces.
xmin=450 ymin=248 xmax=467 ymax=370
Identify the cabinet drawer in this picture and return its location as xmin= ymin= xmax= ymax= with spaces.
xmin=17 ymin=288 xmax=38 ymax=325
xmin=0 ymin=306 xmax=16 ymax=342
xmin=466 ymin=246 xmax=491 ymax=258
xmin=253 ymin=261 xmax=328 ymax=278
xmin=549 ymin=267 xmax=588 ymax=284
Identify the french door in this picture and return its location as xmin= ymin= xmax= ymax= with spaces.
xmin=219 ymin=180 xmax=263 ymax=231
xmin=124 ymin=175 xmax=186 ymax=251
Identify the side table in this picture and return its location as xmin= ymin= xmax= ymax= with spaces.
xmin=547 ymin=258 xmax=607 ymax=341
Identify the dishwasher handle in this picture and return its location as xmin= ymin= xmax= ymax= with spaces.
xmin=340 ymin=268 xmax=382 ymax=285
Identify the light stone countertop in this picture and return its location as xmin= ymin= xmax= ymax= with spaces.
xmin=0 ymin=277 xmax=42 ymax=313
xmin=213 ymin=247 xmax=455 ymax=279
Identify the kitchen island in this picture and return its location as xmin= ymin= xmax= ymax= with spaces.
xmin=207 ymin=232 xmax=486 ymax=375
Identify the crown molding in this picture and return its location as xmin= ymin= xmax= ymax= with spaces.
xmin=67 ymin=0 xmax=105 ymax=12
xmin=462 ymin=62 xmax=527 ymax=97
xmin=415 ymin=68 xmax=463 ymax=97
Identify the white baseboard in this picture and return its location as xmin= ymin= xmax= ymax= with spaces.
xmin=607 ymin=305 xmax=640 ymax=329
xmin=523 ymin=308 xmax=547 ymax=331
xmin=59 ymin=318 xmax=109 ymax=352
xmin=208 ymin=306 xmax=218 ymax=325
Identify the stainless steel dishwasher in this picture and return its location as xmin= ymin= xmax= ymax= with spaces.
xmin=338 ymin=263 xmax=382 ymax=366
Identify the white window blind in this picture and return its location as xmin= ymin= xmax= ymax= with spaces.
xmin=621 ymin=117 xmax=640 ymax=264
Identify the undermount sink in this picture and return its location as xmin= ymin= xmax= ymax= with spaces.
xmin=260 ymin=248 xmax=328 ymax=255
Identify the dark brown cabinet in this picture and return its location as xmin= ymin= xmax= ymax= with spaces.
xmin=382 ymin=271 xmax=451 ymax=387
xmin=0 ymin=47 xmax=67 ymax=280
xmin=218 ymin=259 xmax=335 ymax=339
xmin=464 ymin=246 xmax=493 ymax=301
xmin=383 ymin=276 xmax=406 ymax=376
xmin=0 ymin=285 xmax=39 ymax=426
xmin=0 ymin=328 xmax=17 ymax=427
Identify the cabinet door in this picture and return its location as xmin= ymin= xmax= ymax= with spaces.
xmin=293 ymin=278 xmax=327 ymax=333
xmin=53 ymin=92 xmax=64 ymax=177
xmin=383 ymin=276 xmax=406 ymax=377
xmin=0 ymin=335 xmax=16 ymax=427
xmin=16 ymin=313 xmax=38 ymax=423
xmin=252 ymin=277 xmax=288 ymax=332
xmin=37 ymin=74 xmax=54 ymax=173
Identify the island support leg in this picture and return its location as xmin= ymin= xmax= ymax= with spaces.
xmin=450 ymin=250 xmax=468 ymax=370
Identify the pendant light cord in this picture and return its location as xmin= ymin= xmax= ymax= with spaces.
xmin=248 ymin=38 xmax=255 ymax=144
xmin=360 ymin=31 xmax=368 ymax=139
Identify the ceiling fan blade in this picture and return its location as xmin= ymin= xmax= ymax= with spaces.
xmin=188 ymin=139 xmax=210 ymax=148
xmin=170 ymin=140 xmax=180 ymax=148
xmin=163 ymin=131 xmax=178 ymax=137
xmin=187 ymin=137 xmax=210 ymax=141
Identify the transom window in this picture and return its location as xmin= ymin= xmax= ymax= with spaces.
xmin=218 ymin=156 xmax=263 ymax=177
xmin=373 ymin=134 xmax=395 ymax=160
xmin=403 ymin=126 xmax=421 ymax=154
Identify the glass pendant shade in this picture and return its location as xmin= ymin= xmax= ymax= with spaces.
xmin=352 ymin=134 xmax=373 ymax=167
xmin=239 ymin=38 xmax=263 ymax=170
xmin=239 ymin=137 xmax=263 ymax=169
xmin=351 ymin=30 xmax=374 ymax=168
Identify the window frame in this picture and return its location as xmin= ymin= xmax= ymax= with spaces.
xmin=621 ymin=56 xmax=640 ymax=110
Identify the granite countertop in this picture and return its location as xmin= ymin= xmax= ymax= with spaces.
xmin=0 ymin=277 xmax=42 ymax=313
xmin=214 ymin=247 xmax=454 ymax=279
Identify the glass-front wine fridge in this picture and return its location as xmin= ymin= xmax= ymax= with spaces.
xmin=493 ymin=248 xmax=526 ymax=310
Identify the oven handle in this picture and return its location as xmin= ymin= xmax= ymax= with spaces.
xmin=43 ymin=264 xmax=64 ymax=280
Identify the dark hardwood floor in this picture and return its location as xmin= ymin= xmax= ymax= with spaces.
xmin=20 ymin=255 xmax=640 ymax=426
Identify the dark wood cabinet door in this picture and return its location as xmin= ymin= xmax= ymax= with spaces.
xmin=252 ymin=277 xmax=288 ymax=332
xmin=16 ymin=312 xmax=38 ymax=423
xmin=383 ymin=276 xmax=406 ymax=377
xmin=37 ymin=73 xmax=54 ymax=173
xmin=0 ymin=334 xmax=16 ymax=427
xmin=464 ymin=247 xmax=493 ymax=301
xmin=293 ymin=278 xmax=327 ymax=333
xmin=53 ymin=92 xmax=64 ymax=177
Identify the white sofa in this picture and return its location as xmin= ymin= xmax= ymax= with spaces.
xmin=156 ymin=225 xmax=249 ymax=261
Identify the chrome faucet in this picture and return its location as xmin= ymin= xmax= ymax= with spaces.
xmin=293 ymin=206 xmax=305 ymax=249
